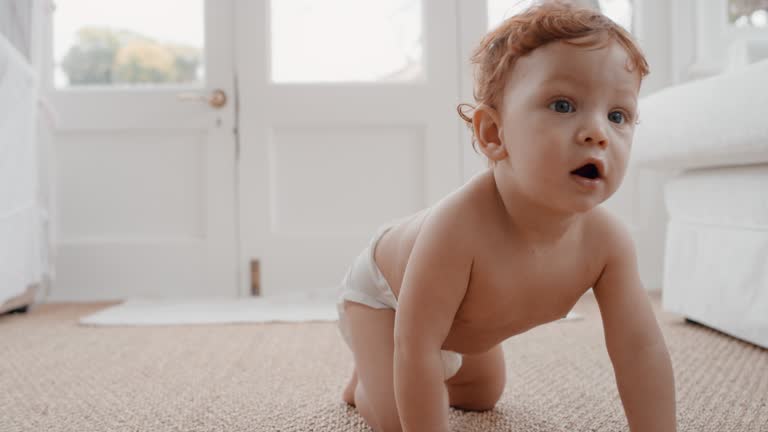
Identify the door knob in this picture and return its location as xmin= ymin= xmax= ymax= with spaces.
xmin=177 ymin=89 xmax=227 ymax=108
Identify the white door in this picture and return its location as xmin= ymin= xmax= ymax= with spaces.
xmin=236 ymin=0 xmax=463 ymax=297
xmin=46 ymin=0 xmax=238 ymax=300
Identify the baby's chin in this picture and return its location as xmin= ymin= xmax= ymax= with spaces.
xmin=569 ymin=200 xmax=605 ymax=215
xmin=568 ymin=192 xmax=613 ymax=214
xmin=537 ymin=189 xmax=609 ymax=215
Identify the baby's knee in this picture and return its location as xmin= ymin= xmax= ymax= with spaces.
xmin=453 ymin=394 xmax=501 ymax=412
xmin=449 ymin=379 xmax=505 ymax=412
xmin=478 ymin=380 xmax=505 ymax=410
xmin=466 ymin=398 xmax=501 ymax=412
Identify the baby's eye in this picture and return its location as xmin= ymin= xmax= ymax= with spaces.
xmin=608 ymin=111 xmax=625 ymax=124
xmin=548 ymin=99 xmax=573 ymax=113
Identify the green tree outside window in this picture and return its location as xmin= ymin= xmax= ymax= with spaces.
xmin=61 ymin=27 xmax=201 ymax=86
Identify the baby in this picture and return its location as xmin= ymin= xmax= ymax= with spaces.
xmin=336 ymin=3 xmax=676 ymax=432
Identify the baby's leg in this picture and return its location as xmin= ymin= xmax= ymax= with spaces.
xmin=341 ymin=301 xmax=402 ymax=432
xmin=445 ymin=344 xmax=506 ymax=411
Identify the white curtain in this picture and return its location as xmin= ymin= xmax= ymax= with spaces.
xmin=0 ymin=0 xmax=34 ymax=59
xmin=0 ymin=0 xmax=54 ymax=308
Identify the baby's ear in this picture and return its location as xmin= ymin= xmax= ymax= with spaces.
xmin=473 ymin=104 xmax=507 ymax=162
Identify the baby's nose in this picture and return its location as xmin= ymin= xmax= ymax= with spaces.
xmin=577 ymin=123 xmax=608 ymax=147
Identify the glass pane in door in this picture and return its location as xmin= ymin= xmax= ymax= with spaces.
xmin=270 ymin=0 xmax=423 ymax=83
xmin=730 ymin=0 xmax=768 ymax=28
xmin=53 ymin=0 xmax=204 ymax=88
xmin=487 ymin=0 xmax=535 ymax=29
xmin=598 ymin=0 xmax=633 ymax=31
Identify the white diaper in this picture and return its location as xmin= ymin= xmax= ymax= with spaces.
xmin=336 ymin=224 xmax=463 ymax=380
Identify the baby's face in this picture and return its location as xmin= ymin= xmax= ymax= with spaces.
xmin=493 ymin=36 xmax=641 ymax=213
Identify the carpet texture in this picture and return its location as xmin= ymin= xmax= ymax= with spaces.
xmin=1 ymin=292 xmax=766 ymax=431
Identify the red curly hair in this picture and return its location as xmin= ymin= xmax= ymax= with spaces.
xmin=458 ymin=1 xmax=650 ymax=151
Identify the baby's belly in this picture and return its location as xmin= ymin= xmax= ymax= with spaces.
xmin=441 ymin=320 xmax=538 ymax=354
xmin=442 ymin=287 xmax=586 ymax=354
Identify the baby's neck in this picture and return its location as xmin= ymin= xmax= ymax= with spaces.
xmin=488 ymin=172 xmax=583 ymax=247
xmin=509 ymin=206 xmax=581 ymax=248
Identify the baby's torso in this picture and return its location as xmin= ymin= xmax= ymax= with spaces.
xmin=438 ymin=236 xmax=598 ymax=353
xmin=374 ymin=175 xmax=605 ymax=355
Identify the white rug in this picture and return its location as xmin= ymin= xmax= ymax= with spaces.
xmin=79 ymin=296 xmax=339 ymax=326
xmin=79 ymin=296 xmax=582 ymax=327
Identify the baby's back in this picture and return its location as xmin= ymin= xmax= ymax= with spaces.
xmin=374 ymin=171 xmax=608 ymax=354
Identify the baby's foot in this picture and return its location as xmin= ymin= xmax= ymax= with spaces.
xmin=342 ymin=369 xmax=358 ymax=406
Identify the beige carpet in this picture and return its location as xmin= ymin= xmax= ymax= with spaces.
xmin=1 ymin=292 xmax=766 ymax=432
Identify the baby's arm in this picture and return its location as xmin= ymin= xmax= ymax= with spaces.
xmin=393 ymin=205 xmax=472 ymax=432
xmin=592 ymin=215 xmax=676 ymax=432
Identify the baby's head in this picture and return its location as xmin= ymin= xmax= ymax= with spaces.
xmin=459 ymin=1 xmax=649 ymax=213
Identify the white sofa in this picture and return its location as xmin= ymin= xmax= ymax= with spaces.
xmin=632 ymin=59 xmax=768 ymax=348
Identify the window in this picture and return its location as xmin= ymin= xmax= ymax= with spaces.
xmin=53 ymin=0 xmax=204 ymax=88
xmin=270 ymin=0 xmax=423 ymax=83
xmin=487 ymin=0 xmax=633 ymax=33
xmin=729 ymin=0 xmax=768 ymax=28
xmin=487 ymin=0 xmax=535 ymax=28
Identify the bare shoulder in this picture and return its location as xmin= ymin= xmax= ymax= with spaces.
xmin=583 ymin=206 xmax=638 ymax=277
xmin=415 ymin=171 xmax=499 ymax=249
xmin=584 ymin=206 xmax=652 ymax=333
xmin=587 ymin=208 xmax=665 ymax=354
xmin=379 ymin=173 xmax=493 ymax=300
xmin=413 ymin=186 xmax=484 ymax=259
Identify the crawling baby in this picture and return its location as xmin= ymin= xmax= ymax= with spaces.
xmin=336 ymin=3 xmax=676 ymax=431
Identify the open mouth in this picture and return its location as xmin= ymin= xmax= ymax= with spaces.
xmin=570 ymin=163 xmax=601 ymax=180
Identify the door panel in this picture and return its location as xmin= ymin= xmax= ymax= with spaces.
xmin=47 ymin=0 xmax=238 ymax=300
xmin=236 ymin=0 xmax=462 ymax=297
xmin=269 ymin=126 xmax=425 ymax=233
xmin=56 ymin=131 xmax=206 ymax=238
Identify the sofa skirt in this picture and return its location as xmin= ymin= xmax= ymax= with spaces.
xmin=662 ymin=165 xmax=768 ymax=348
